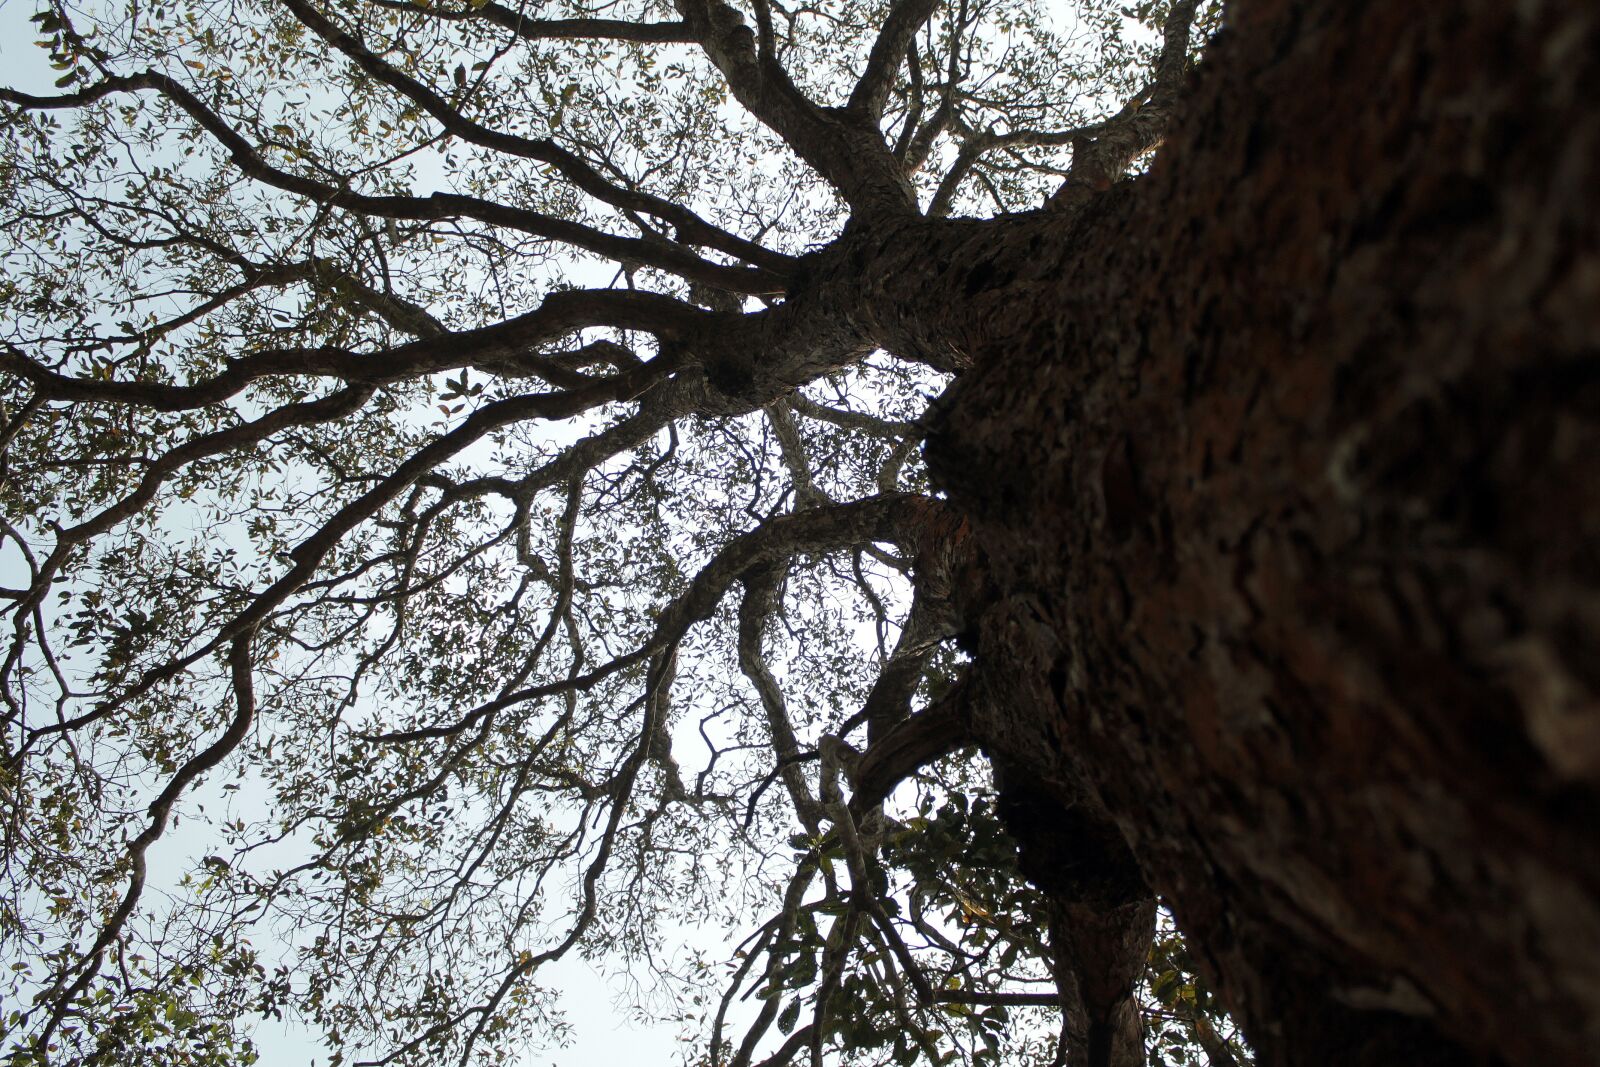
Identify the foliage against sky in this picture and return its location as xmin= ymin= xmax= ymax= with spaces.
xmin=0 ymin=0 xmax=1239 ymax=1064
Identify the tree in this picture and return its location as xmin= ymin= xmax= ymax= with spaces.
xmin=0 ymin=1 xmax=1593 ymax=1066
xmin=0 ymin=3 xmax=1243 ymax=1063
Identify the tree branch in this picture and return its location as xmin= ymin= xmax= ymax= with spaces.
xmin=279 ymin=0 xmax=792 ymax=277
xmin=850 ymin=675 xmax=972 ymax=814
xmin=370 ymin=1 xmax=696 ymax=44
xmin=1049 ymin=0 xmax=1199 ymax=209
xmin=847 ymin=0 xmax=941 ymax=121
xmin=739 ymin=563 xmax=826 ymax=833
xmin=674 ymin=0 xmax=917 ymax=218
xmin=1 ymin=75 xmax=780 ymax=292
xmin=789 ymin=393 xmax=918 ymax=438
xmin=900 ymin=0 xmax=970 ymax=174
xmin=0 ymin=288 xmax=698 ymax=409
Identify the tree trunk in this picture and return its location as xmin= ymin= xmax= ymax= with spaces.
xmin=917 ymin=1 xmax=1600 ymax=1065
xmin=1000 ymin=774 xmax=1155 ymax=1067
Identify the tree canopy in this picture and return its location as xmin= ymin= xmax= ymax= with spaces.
xmin=0 ymin=1 xmax=1243 ymax=1064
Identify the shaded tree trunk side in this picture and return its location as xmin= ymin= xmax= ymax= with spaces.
xmin=919 ymin=1 xmax=1600 ymax=1065
xmin=999 ymin=775 xmax=1155 ymax=1067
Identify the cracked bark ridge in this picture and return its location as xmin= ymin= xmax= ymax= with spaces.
xmin=926 ymin=1 xmax=1600 ymax=1066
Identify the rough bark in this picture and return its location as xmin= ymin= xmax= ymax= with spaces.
xmin=911 ymin=1 xmax=1600 ymax=1066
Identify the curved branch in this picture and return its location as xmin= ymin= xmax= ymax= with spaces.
xmin=850 ymin=675 xmax=973 ymax=815
xmin=899 ymin=0 xmax=970 ymax=174
xmin=279 ymin=0 xmax=793 ymax=277
xmin=1 ymin=75 xmax=779 ymax=293
xmin=33 ymin=635 xmax=260 ymax=1050
xmin=377 ymin=494 xmax=937 ymax=746
xmin=738 ymin=563 xmax=826 ymax=833
xmin=788 ymin=393 xmax=917 ymax=438
xmin=371 ymin=1 xmax=695 ymax=44
xmin=0 ymin=288 xmax=699 ymax=410
xmin=1049 ymin=0 xmax=1200 ymax=209
xmin=847 ymin=0 xmax=941 ymax=121
xmin=14 ymin=361 xmax=673 ymax=755
xmin=674 ymin=0 xmax=917 ymax=219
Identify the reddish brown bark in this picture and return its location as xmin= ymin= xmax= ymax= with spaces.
xmin=918 ymin=1 xmax=1600 ymax=1065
